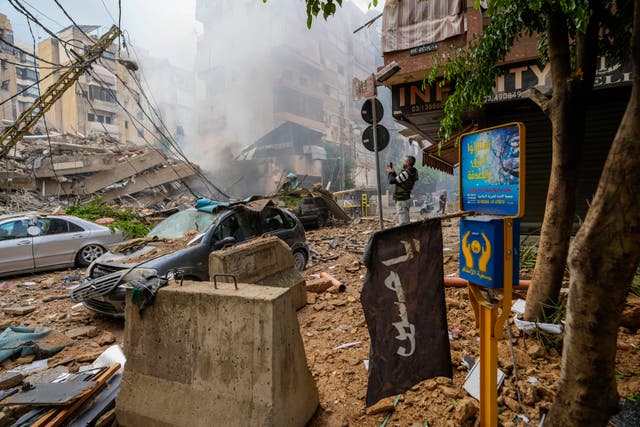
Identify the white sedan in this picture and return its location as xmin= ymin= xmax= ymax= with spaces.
xmin=0 ymin=212 xmax=124 ymax=277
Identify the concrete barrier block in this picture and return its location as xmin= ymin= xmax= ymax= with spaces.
xmin=209 ymin=236 xmax=306 ymax=309
xmin=116 ymin=281 xmax=318 ymax=427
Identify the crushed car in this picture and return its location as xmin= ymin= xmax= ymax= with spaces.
xmin=0 ymin=212 xmax=124 ymax=277
xmin=71 ymin=199 xmax=309 ymax=317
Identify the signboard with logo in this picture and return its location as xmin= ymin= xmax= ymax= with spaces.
xmin=459 ymin=218 xmax=520 ymax=289
xmin=391 ymin=80 xmax=452 ymax=115
xmin=459 ymin=122 xmax=525 ymax=217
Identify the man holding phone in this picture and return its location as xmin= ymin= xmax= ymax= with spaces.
xmin=386 ymin=155 xmax=419 ymax=225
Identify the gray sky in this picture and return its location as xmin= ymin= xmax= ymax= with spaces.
xmin=1 ymin=0 xmax=199 ymax=69
xmin=1 ymin=0 xmax=383 ymax=70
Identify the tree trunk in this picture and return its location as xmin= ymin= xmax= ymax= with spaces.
xmin=546 ymin=1 xmax=640 ymax=425
xmin=525 ymin=11 xmax=587 ymax=321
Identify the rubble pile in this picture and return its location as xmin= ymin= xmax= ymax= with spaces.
xmin=0 ymin=133 xmax=200 ymax=214
xmin=0 ymin=218 xmax=638 ymax=426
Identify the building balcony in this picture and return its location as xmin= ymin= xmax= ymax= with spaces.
xmin=87 ymin=121 xmax=119 ymax=136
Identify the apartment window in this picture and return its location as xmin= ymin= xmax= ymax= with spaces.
xmin=1 ymin=80 xmax=9 ymax=90
xmin=105 ymin=115 xmax=112 ymax=124
xmin=88 ymin=113 xmax=95 ymax=122
xmin=136 ymin=111 xmax=144 ymax=120
xmin=176 ymin=126 xmax=184 ymax=136
xmin=137 ymin=129 xmax=144 ymax=138
xmin=1 ymin=60 xmax=6 ymax=70
xmin=97 ymin=115 xmax=104 ymax=123
xmin=337 ymin=65 xmax=345 ymax=75
xmin=125 ymin=120 xmax=129 ymax=129
xmin=88 ymin=86 xmax=115 ymax=103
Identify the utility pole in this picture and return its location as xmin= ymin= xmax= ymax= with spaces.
xmin=0 ymin=26 xmax=121 ymax=158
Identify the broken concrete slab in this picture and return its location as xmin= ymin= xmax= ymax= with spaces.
xmin=116 ymin=281 xmax=318 ymax=427
xmin=2 ymin=306 xmax=36 ymax=316
xmin=65 ymin=326 xmax=99 ymax=339
xmin=101 ymin=162 xmax=196 ymax=201
xmin=70 ymin=150 xmax=166 ymax=195
xmin=209 ymin=236 xmax=307 ymax=310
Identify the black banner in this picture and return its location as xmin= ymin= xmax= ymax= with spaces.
xmin=361 ymin=219 xmax=452 ymax=406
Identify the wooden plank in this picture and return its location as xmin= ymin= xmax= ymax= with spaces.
xmin=69 ymin=150 xmax=166 ymax=195
xmin=31 ymin=363 xmax=120 ymax=427
xmin=100 ymin=162 xmax=197 ymax=201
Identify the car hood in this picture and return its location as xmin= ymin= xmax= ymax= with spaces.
xmin=99 ymin=238 xmax=194 ymax=267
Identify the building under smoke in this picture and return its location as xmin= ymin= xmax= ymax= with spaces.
xmin=195 ymin=0 xmax=380 ymax=197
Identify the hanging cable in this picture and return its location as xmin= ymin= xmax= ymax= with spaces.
xmin=24 ymin=14 xmax=67 ymax=197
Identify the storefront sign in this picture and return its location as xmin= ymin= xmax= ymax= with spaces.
xmin=391 ymin=80 xmax=452 ymax=115
xmin=410 ymin=42 xmax=438 ymax=56
xmin=484 ymin=58 xmax=632 ymax=103
xmin=459 ymin=122 xmax=525 ymax=217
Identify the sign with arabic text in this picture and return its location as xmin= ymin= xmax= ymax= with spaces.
xmin=459 ymin=122 xmax=525 ymax=217
xmin=361 ymin=219 xmax=452 ymax=406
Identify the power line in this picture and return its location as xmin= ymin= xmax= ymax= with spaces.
xmin=0 ymin=68 xmax=61 ymax=108
xmin=23 ymin=14 xmax=68 ymax=197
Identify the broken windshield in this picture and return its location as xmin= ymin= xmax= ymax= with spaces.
xmin=147 ymin=209 xmax=219 ymax=240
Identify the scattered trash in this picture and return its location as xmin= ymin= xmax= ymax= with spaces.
xmin=460 ymin=355 xmax=475 ymax=370
xmin=527 ymin=376 xmax=539 ymax=385
xmin=514 ymin=414 xmax=530 ymax=424
xmin=329 ymin=239 xmax=339 ymax=249
xmin=71 ymin=302 xmax=84 ymax=310
xmin=512 ymin=299 xmax=563 ymax=334
xmin=89 ymin=345 xmax=127 ymax=374
xmin=0 ymin=280 xmax=17 ymax=289
xmin=513 ymin=315 xmax=563 ymax=335
xmin=9 ymin=359 xmax=48 ymax=375
xmin=463 ymin=359 xmax=506 ymax=401
xmin=22 ymin=281 xmax=37 ymax=287
xmin=333 ymin=341 xmax=361 ymax=350
xmin=320 ymin=272 xmax=346 ymax=293
xmin=0 ymin=326 xmax=70 ymax=363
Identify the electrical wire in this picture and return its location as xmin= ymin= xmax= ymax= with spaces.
xmin=50 ymin=0 xmax=229 ymax=199
xmin=0 ymin=68 xmax=61 ymax=108
xmin=74 ymin=82 xmax=160 ymax=198
xmin=84 ymin=69 xmax=204 ymax=199
xmin=23 ymin=14 xmax=67 ymax=197
xmin=0 ymin=35 xmax=65 ymax=67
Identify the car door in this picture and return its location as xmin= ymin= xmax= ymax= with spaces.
xmin=32 ymin=217 xmax=84 ymax=268
xmin=260 ymin=208 xmax=295 ymax=244
xmin=0 ymin=219 xmax=34 ymax=274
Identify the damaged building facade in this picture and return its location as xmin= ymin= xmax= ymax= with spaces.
xmin=379 ymin=0 xmax=632 ymax=231
xmin=195 ymin=0 xmax=382 ymax=196
xmin=0 ymin=17 xmax=202 ymax=210
xmin=0 ymin=13 xmax=40 ymax=125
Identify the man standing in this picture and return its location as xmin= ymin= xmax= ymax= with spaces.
xmin=438 ymin=191 xmax=448 ymax=214
xmin=386 ymin=155 xmax=419 ymax=225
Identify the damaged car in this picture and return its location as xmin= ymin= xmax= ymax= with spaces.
xmin=71 ymin=200 xmax=309 ymax=317
xmin=0 ymin=212 xmax=123 ymax=277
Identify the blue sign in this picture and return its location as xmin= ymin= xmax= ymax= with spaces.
xmin=460 ymin=218 xmax=519 ymax=289
xmin=459 ymin=123 xmax=525 ymax=217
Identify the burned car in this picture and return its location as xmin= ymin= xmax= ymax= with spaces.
xmin=71 ymin=201 xmax=309 ymax=317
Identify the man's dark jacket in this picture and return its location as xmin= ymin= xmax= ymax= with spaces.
xmin=388 ymin=167 xmax=418 ymax=201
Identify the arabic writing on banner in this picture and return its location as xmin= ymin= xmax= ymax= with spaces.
xmin=460 ymin=122 xmax=525 ymax=216
xmin=361 ymin=219 xmax=452 ymax=406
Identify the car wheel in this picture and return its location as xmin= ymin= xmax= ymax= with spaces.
xmin=292 ymin=249 xmax=308 ymax=272
xmin=76 ymin=244 xmax=105 ymax=267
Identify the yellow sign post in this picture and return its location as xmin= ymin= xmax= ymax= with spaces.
xmin=459 ymin=123 xmax=525 ymax=426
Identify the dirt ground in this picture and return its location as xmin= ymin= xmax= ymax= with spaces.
xmin=1 ymin=215 xmax=638 ymax=426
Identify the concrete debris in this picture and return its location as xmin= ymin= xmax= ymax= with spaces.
xmin=0 ymin=134 xmax=200 ymax=214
